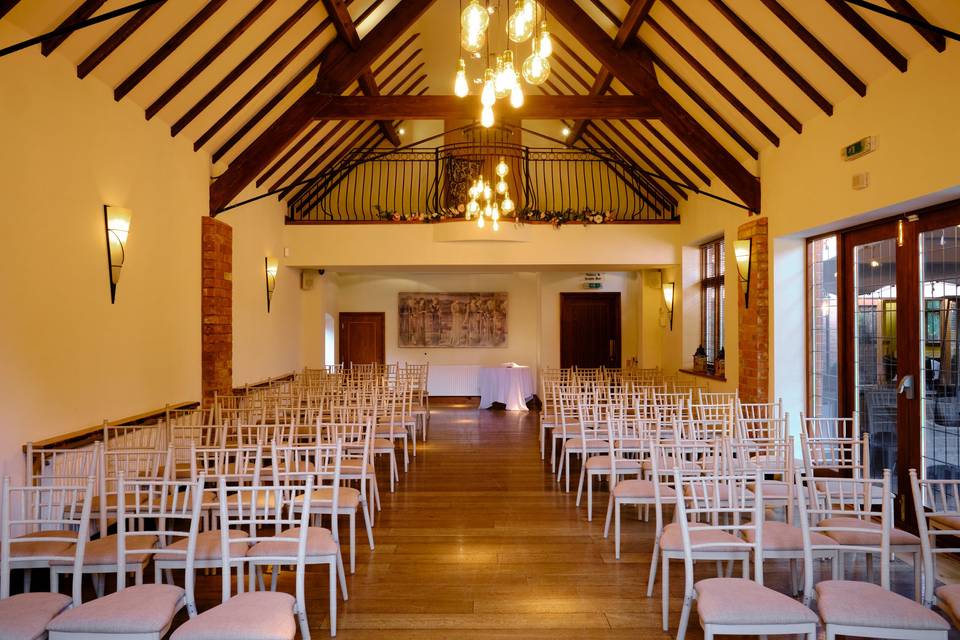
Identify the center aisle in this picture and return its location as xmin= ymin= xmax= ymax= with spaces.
xmin=315 ymin=399 xmax=666 ymax=639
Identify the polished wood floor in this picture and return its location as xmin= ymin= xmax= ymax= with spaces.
xmin=176 ymin=401 xmax=945 ymax=639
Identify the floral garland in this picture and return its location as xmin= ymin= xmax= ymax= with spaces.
xmin=374 ymin=204 xmax=614 ymax=227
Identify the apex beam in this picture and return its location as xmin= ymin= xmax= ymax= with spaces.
xmin=310 ymin=94 xmax=659 ymax=120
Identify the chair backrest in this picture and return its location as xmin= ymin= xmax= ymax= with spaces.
xmin=801 ymin=431 xmax=870 ymax=480
xmin=699 ymin=390 xmax=738 ymax=405
xmin=1 ymin=476 xmax=94 ymax=603
xmin=115 ymin=476 xmax=203 ymax=595
xmin=99 ymin=448 xmax=170 ymax=532
xmin=216 ymin=475 xmax=314 ymax=603
xmin=692 ymin=400 xmax=736 ymax=441
xmin=102 ymin=420 xmax=164 ymax=452
xmin=24 ymin=443 xmax=100 ymax=488
xmin=797 ymin=469 xmax=892 ymax=595
xmin=910 ymin=469 xmax=960 ymax=607
xmin=272 ymin=441 xmax=343 ymax=542
xmin=800 ymin=412 xmax=860 ymax=440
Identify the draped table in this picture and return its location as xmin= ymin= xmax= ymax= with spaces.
xmin=478 ymin=365 xmax=535 ymax=411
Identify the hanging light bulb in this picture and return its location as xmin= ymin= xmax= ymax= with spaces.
xmin=521 ymin=0 xmax=535 ymax=21
xmin=508 ymin=9 xmax=535 ymax=42
xmin=454 ymin=59 xmax=469 ymax=97
xmin=496 ymin=180 xmax=508 ymax=194
xmin=481 ymin=68 xmax=496 ymax=107
xmin=509 ymin=83 xmax=524 ymax=108
xmin=494 ymin=55 xmax=509 ymax=99
xmin=522 ymin=50 xmax=550 ymax=85
xmin=482 ymin=181 xmax=492 ymax=200
xmin=538 ymin=21 xmax=552 ymax=57
xmin=467 ymin=200 xmax=479 ymax=216
xmin=478 ymin=214 xmax=485 ymax=228
xmin=493 ymin=220 xmax=500 ymax=231
xmin=480 ymin=105 xmax=494 ymax=128
xmin=460 ymin=28 xmax=485 ymax=53
xmin=461 ymin=1 xmax=490 ymax=35
xmin=491 ymin=203 xmax=500 ymax=221
xmin=501 ymin=196 xmax=514 ymax=213
xmin=502 ymin=51 xmax=518 ymax=90
xmin=496 ymin=157 xmax=509 ymax=178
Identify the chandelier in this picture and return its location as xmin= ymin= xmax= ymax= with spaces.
xmin=464 ymin=156 xmax=515 ymax=230
xmin=455 ymin=1 xmax=552 ymax=129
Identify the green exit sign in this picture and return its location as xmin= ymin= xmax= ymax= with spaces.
xmin=842 ymin=136 xmax=877 ymax=161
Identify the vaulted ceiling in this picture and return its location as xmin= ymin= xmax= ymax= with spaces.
xmin=1 ymin=0 xmax=955 ymax=215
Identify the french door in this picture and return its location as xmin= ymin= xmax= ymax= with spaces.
xmin=840 ymin=202 xmax=960 ymax=521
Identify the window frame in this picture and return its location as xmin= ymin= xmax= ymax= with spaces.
xmin=699 ymin=237 xmax=725 ymax=365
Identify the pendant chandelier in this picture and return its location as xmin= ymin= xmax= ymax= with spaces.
xmin=455 ymin=1 xmax=552 ymax=129
xmin=464 ymin=156 xmax=515 ymax=230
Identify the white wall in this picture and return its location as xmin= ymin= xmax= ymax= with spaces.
xmin=0 ymin=22 xmax=205 ymax=478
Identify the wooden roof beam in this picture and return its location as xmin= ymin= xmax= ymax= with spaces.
xmin=660 ymin=0 xmax=801 ymax=134
xmin=757 ymin=0 xmax=866 ymax=96
xmin=210 ymin=0 xmax=436 ymax=214
xmin=542 ymin=0 xmax=759 ymax=211
xmin=114 ymin=0 xmax=227 ymax=101
xmin=825 ymin=0 xmax=908 ymax=71
xmin=76 ymin=0 xmax=165 ymax=78
xmin=880 ymin=0 xmax=946 ymax=52
xmin=0 ymin=1 xmax=21 ymax=21
xmin=705 ymin=0 xmax=833 ymax=115
xmin=41 ymin=0 xmax=107 ymax=56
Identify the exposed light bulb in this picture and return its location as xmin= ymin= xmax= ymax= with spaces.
xmin=501 ymin=196 xmax=514 ymax=212
xmin=454 ymin=59 xmax=469 ymax=97
xmin=494 ymin=55 xmax=510 ymax=99
xmin=502 ymin=51 xmax=518 ymax=90
xmin=561 ymin=127 xmax=570 ymax=137
xmin=481 ymin=68 xmax=496 ymax=107
xmin=496 ymin=180 xmax=507 ymax=194
xmin=478 ymin=214 xmax=485 ymax=228
xmin=496 ymin=158 xmax=509 ymax=177
xmin=481 ymin=105 xmax=495 ymax=128
xmin=508 ymin=10 xmax=535 ymax=42
xmin=493 ymin=220 xmax=500 ymax=231
xmin=538 ymin=22 xmax=552 ymax=57
xmin=461 ymin=1 xmax=490 ymax=34
xmin=482 ymin=182 xmax=492 ymax=200
xmin=521 ymin=51 xmax=550 ymax=85
xmin=521 ymin=0 xmax=535 ymax=21
xmin=461 ymin=28 xmax=485 ymax=53
xmin=510 ymin=83 xmax=524 ymax=108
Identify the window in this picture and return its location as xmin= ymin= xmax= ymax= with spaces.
xmin=807 ymin=235 xmax=839 ymax=417
xmin=700 ymin=238 xmax=725 ymax=365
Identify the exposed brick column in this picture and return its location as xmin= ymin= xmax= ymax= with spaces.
xmin=737 ymin=217 xmax=769 ymax=403
xmin=201 ymin=217 xmax=232 ymax=404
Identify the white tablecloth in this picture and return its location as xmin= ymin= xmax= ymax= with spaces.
xmin=478 ymin=366 xmax=535 ymax=411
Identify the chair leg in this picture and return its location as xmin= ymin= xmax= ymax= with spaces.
xmin=576 ymin=463 xmax=587 ymax=506
xmin=587 ymin=474 xmax=594 ymax=522
xmin=661 ymin=554 xmax=670 ymax=631
xmin=411 ymin=429 xmax=417 ymax=458
xmin=648 ymin=537 xmax=661 ymax=597
xmin=914 ymin=550 xmax=922 ymax=601
xmin=540 ymin=424 xmax=545 ymax=460
xmin=327 ymin=561 xmax=336 ymax=638
xmin=677 ymin=585 xmax=693 ymax=640
xmin=603 ymin=496 xmax=614 ymax=538
xmin=402 ymin=436 xmax=409 ymax=472
xmin=336 ymin=554 xmax=349 ymax=600
xmin=349 ymin=512 xmax=356 ymax=574
xmin=23 ymin=569 xmax=31 ymax=593
xmin=615 ymin=502 xmax=622 ymax=560
xmin=389 ymin=454 xmax=396 ymax=493
xmin=556 ymin=448 xmax=564 ymax=481
xmin=94 ymin=573 xmax=105 ymax=598
xmin=565 ymin=452 xmax=572 ymax=493
xmin=361 ymin=500 xmax=375 ymax=550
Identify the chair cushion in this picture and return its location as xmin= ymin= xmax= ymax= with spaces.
xmin=0 ymin=592 xmax=71 ymax=640
xmin=696 ymin=577 xmax=818 ymax=625
xmin=612 ymin=479 xmax=675 ymax=500
xmin=930 ymin=514 xmax=960 ymax=532
xmin=684 ymin=484 xmax=754 ymax=502
xmin=819 ymin=517 xmax=920 ymax=546
xmin=744 ymin=521 xmax=833 ymax=551
xmin=47 ymin=584 xmax=185 ymax=634
xmin=170 ymin=592 xmax=295 ymax=640
xmin=661 ymin=522 xmax=748 ymax=552
xmin=155 ymin=529 xmax=248 ymax=562
xmin=296 ymin=486 xmax=361 ymax=510
xmin=563 ymin=438 xmax=608 ymax=450
xmin=748 ymin=479 xmax=791 ymax=499
xmin=51 ymin=534 xmax=156 ymax=566
xmin=246 ymin=526 xmax=338 ymax=559
xmin=935 ymin=583 xmax=960 ymax=628
xmin=9 ymin=531 xmax=75 ymax=558
xmin=815 ymin=580 xmax=949 ymax=631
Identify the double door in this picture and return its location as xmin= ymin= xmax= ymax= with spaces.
xmin=840 ymin=202 xmax=960 ymax=519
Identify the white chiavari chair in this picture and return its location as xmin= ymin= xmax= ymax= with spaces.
xmin=576 ymin=403 xmax=642 ymax=521
xmin=911 ymin=469 xmax=960 ymax=621
xmin=558 ymin=389 xmax=608 ymax=493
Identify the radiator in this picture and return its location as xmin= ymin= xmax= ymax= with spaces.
xmin=427 ymin=365 xmax=482 ymax=396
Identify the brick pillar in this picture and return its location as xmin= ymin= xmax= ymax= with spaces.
xmin=201 ymin=217 xmax=232 ymax=404
xmin=737 ymin=218 xmax=769 ymax=403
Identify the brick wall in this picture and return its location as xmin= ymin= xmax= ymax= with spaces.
xmin=737 ymin=217 xmax=769 ymax=403
xmin=201 ymin=217 xmax=232 ymax=403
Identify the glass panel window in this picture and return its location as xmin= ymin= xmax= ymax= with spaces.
xmin=808 ymin=236 xmax=839 ymax=417
xmin=700 ymin=238 xmax=725 ymax=368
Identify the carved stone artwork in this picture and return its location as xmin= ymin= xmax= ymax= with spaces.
xmin=399 ymin=292 xmax=507 ymax=348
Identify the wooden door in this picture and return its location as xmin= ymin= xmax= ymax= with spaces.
xmin=339 ymin=312 xmax=385 ymax=366
xmin=560 ymin=293 xmax=621 ymax=369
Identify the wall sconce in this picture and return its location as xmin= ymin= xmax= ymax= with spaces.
xmin=662 ymin=281 xmax=675 ymax=330
xmin=734 ymin=238 xmax=753 ymax=308
xmin=103 ymin=206 xmax=132 ymax=304
xmin=265 ymin=257 xmax=278 ymax=313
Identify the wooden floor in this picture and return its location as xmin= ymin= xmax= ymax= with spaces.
xmin=176 ymin=401 xmax=948 ymax=639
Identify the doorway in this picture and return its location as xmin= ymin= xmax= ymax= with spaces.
xmin=559 ymin=292 xmax=621 ymax=369
xmin=339 ymin=312 xmax=385 ymax=366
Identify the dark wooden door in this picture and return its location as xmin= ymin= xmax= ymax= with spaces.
xmin=560 ymin=292 xmax=621 ymax=369
xmin=339 ymin=312 xmax=385 ymax=365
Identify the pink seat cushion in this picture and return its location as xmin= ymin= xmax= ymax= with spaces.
xmin=818 ymin=517 xmax=920 ymax=546
xmin=47 ymin=584 xmax=185 ymax=634
xmin=815 ymin=580 xmax=949 ymax=631
xmin=170 ymin=592 xmax=295 ymax=640
xmin=930 ymin=514 xmax=960 ymax=531
xmin=0 ymin=592 xmax=71 ymax=640
xmin=612 ymin=479 xmax=675 ymax=500
xmin=749 ymin=479 xmax=791 ymax=499
xmin=155 ymin=529 xmax=248 ymax=562
xmin=661 ymin=522 xmax=749 ymax=552
xmin=744 ymin=521 xmax=833 ymax=551
xmin=247 ymin=526 xmax=338 ymax=559
xmin=10 ymin=530 xmax=76 ymax=558
xmin=51 ymin=534 xmax=156 ymax=566
xmin=696 ymin=577 xmax=818 ymax=625
xmin=936 ymin=583 xmax=960 ymax=628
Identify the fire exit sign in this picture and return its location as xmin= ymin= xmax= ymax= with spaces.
xmin=842 ymin=136 xmax=877 ymax=161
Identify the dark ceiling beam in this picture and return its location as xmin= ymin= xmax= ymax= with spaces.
xmin=257 ymin=45 xmax=423 ymax=188
xmin=541 ymin=0 xmax=760 ymax=211
xmin=757 ymin=0 xmax=866 ymax=96
xmin=114 ymin=0 xmax=227 ymax=101
xmin=705 ymin=0 xmax=833 ymax=116
xmin=309 ymin=94 xmax=659 ymax=120
xmin=41 ymin=0 xmax=107 ymax=56
xmin=76 ymin=0 xmax=165 ymax=78
xmin=322 ymin=0 xmax=400 ymax=146
xmin=145 ymin=0 xmax=278 ymax=120
xmin=881 ymin=0 xmax=946 ymax=52
xmin=616 ymin=117 xmax=697 ymax=188
xmin=211 ymin=0 xmax=436 ymax=213
xmin=0 ymin=1 xmax=21 ymax=21
xmin=647 ymin=17 xmax=779 ymax=147
xmin=825 ymin=0 xmax=908 ymax=71
xmin=170 ymin=0 xmax=318 ymax=137
xmin=660 ymin=0 xmax=801 ymax=134
xmin=569 ymin=0 xmax=656 ymax=144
